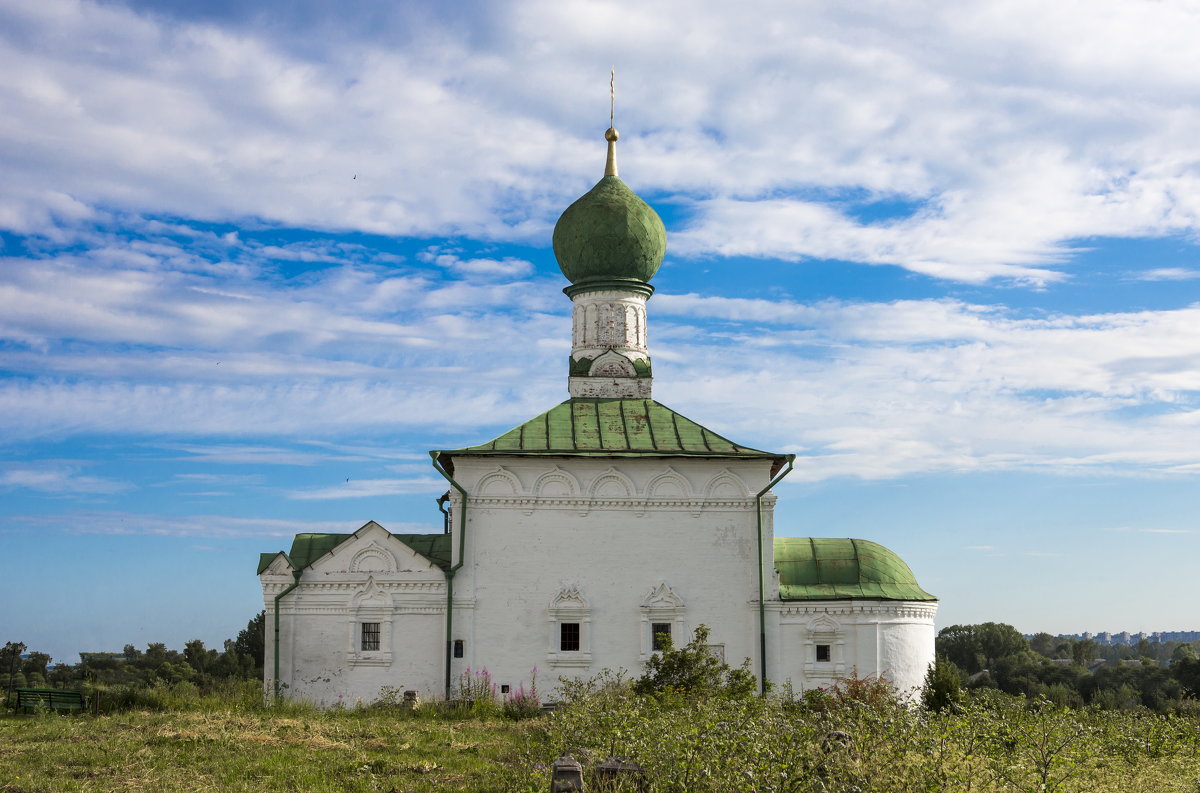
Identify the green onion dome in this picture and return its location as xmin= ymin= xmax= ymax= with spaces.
xmin=552 ymin=128 xmax=667 ymax=294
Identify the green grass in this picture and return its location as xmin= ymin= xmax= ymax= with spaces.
xmin=0 ymin=707 xmax=531 ymax=792
xmin=5 ymin=686 xmax=1200 ymax=792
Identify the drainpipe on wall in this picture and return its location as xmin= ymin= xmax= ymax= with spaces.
xmin=430 ymin=452 xmax=468 ymax=699
xmin=272 ymin=566 xmax=303 ymax=702
xmin=755 ymin=455 xmax=795 ymax=695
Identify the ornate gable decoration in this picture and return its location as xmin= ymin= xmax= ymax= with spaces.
xmin=351 ymin=576 xmax=393 ymax=610
xmin=641 ymin=581 xmax=685 ymax=611
xmin=809 ymin=614 xmax=841 ymax=634
xmin=550 ymin=584 xmax=589 ymax=611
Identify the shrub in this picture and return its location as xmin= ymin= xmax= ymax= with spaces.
xmin=632 ymin=624 xmax=757 ymax=699
xmin=502 ymin=668 xmax=541 ymax=721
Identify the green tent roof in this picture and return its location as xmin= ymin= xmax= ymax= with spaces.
xmin=775 ymin=537 xmax=936 ymax=601
xmin=257 ymin=528 xmax=452 ymax=574
xmin=437 ymin=398 xmax=784 ymax=461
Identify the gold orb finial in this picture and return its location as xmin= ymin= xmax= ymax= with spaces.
xmin=605 ymin=127 xmax=619 ymax=142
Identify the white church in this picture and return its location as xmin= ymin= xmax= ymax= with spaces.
xmin=258 ymin=126 xmax=937 ymax=705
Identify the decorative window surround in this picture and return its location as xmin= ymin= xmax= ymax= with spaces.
xmin=640 ymin=581 xmax=686 ymax=659
xmin=803 ymin=615 xmax=845 ymax=680
xmin=547 ymin=585 xmax=592 ymax=668
xmin=348 ymin=577 xmax=393 ymax=667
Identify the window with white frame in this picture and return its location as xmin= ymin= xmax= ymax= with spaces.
xmin=804 ymin=616 xmax=845 ymax=680
xmin=547 ymin=585 xmax=591 ymax=667
xmin=348 ymin=577 xmax=393 ymax=667
xmin=640 ymin=581 xmax=686 ymax=658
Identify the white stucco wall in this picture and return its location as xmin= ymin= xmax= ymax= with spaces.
xmin=447 ymin=455 xmax=779 ymax=698
xmin=771 ymin=600 xmax=937 ymax=698
xmin=261 ymin=466 xmax=938 ymax=706
xmin=262 ymin=522 xmax=448 ymax=706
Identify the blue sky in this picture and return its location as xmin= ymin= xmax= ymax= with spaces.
xmin=3 ymin=0 xmax=1200 ymax=664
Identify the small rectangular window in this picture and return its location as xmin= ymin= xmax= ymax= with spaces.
xmin=500 ymin=684 xmax=510 ymax=694
xmin=361 ymin=622 xmax=380 ymax=651
xmin=453 ymin=639 xmax=464 ymax=658
xmin=560 ymin=622 xmax=580 ymax=652
xmin=652 ymin=622 xmax=672 ymax=652
xmin=816 ymin=644 xmax=831 ymax=663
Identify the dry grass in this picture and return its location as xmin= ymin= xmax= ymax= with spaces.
xmin=0 ymin=708 xmax=532 ymax=793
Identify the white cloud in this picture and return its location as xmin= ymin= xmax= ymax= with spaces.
xmin=1135 ymin=268 xmax=1200 ymax=282
xmin=287 ymin=477 xmax=447 ymax=500
xmin=0 ymin=510 xmax=435 ymax=538
xmin=4 ymin=0 xmax=1200 ymax=281
xmin=0 ymin=465 xmax=129 ymax=495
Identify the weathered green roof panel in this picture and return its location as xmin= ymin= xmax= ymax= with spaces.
xmin=393 ymin=533 xmax=452 ymax=571
xmin=775 ymin=537 xmax=936 ymax=602
xmin=279 ymin=529 xmax=452 ymax=573
xmin=288 ymin=533 xmax=351 ymax=571
xmin=439 ymin=398 xmax=782 ymax=460
xmin=257 ymin=552 xmax=287 ymax=575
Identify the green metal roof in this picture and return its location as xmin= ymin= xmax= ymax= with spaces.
xmin=257 ymin=529 xmax=452 ymax=574
xmin=775 ymin=537 xmax=936 ymax=601
xmin=289 ymin=533 xmax=352 ymax=570
xmin=392 ymin=533 xmax=452 ymax=570
xmin=437 ymin=398 xmax=782 ymax=460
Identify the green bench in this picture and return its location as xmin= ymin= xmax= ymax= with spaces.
xmin=13 ymin=688 xmax=87 ymax=713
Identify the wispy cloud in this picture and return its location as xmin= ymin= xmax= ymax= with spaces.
xmin=287 ymin=477 xmax=447 ymax=500
xmin=0 ymin=510 xmax=407 ymax=538
xmin=5 ymin=1 xmax=1200 ymax=282
xmin=1133 ymin=268 xmax=1200 ymax=282
xmin=0 ymin=465 xmax=130 ymax=495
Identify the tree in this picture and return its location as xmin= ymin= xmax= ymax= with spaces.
xmin=21 ymin=651 xmax=51 ymax=678
xmin=1 ymin=642 xmax=26 ymax=697
xmin=1029 ymin=632 xmax=1058 ymax=658
xmin=922 ymin=655 xmax=963 ymax=712
xmin=633 ymin=624 xmax=756 ymax=698
xmin=183 ymin=639 xmax=216 ymax=675
xmin=1071 ymin=638 xmax=1098 ymax=667
xmin=234 ymin=611 xmax=265 ymax=668
xmin=936 ymin=623 xmax=1029 ymax=675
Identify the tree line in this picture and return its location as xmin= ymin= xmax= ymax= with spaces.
xmin=930 ymin=621 xmax=1200 ymax=712
xmin=2 ymin=612 xmax=264 ymax=696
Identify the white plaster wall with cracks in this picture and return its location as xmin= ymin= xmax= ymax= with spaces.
xmin=446 ymin=454 xmax=779 ymax=696
xmin=261 ymin=521 xmax=449 ymax=706
xmin=770 ymin=601 xmax=937 ymax=696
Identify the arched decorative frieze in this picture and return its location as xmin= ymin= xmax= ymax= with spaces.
xmin=349 ymin=543 xmax=397 ymax=575
xmin=646 ymin=467 xmax=691 ymax=499
xmin=534 ymin=467 xmax=580 ymax=498
xmin=590 ymin=467 xmax=635 ymax=500
xmin=589 ymin=350 xmax=637 ymax=378
xmin=704 ymin=469 xmax=749 ymax=500
xmin=476 ymin=466 xmax=522 ymax=496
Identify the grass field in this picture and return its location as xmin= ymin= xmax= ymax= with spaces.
xmin=5 ymin=686 xmax=1200 ymax=792
xmin=0 ymin=706 xmax=531 ymax=793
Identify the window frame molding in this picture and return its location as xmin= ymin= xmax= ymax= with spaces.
xmin=640 ymin=581 xmax=686 ymax=659
xmin=547 ymin=585 xmax=592 ymax=668
xmin=348 ymin=576 xmax=393 ymax=667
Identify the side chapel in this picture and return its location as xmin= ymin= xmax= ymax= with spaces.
xmin=258 ymin=124 xmax=937 ymax=705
